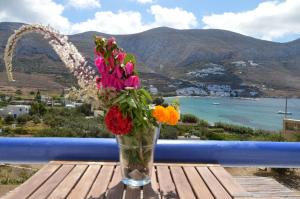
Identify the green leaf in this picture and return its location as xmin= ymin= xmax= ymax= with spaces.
xmin=139 ymin=89 xmax=152 ymax=101
xmin=111 ymin=94 xmax=126 ymax=105
xmin=127 ymin=98 xmax=137 ymax=109
xmin=124 ymin=53 xmax=136 ymax=65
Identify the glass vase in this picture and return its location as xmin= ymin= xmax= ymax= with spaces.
xmin=117 ymin=125 xmax=159 ymax=187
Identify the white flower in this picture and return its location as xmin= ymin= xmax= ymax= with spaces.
xmin=4 ymin=24 xmax=97 ymax=89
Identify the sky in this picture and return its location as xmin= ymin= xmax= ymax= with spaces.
xmin=0 ymin=0 xmax=300 ymax=42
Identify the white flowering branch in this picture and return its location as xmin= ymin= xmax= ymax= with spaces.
xmin=4 ymin=24 xmax=98 ymax=88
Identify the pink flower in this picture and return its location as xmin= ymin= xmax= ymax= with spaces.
xmin=107 ymin=37 xmax=116 ymax=50
xmin=100 ymin=73 xmax=125 ymax=91
xmin=96 ymin=76 xmax=101 ymax=89
xmin=108 ymin=56 xmax=115 ymax=70
xmin=113 ymin=66 xmax=123 ymax=79
xmin=94 ymin=48 xmax=101 ymax=56
xmin=114 ymin=78 xmax=124 ymax=90
xmin=125 ymin=62 xmax=134 ymax=75
xmin=117 ymin=52 xmax=126 ymax=63
xmin=95 ymin=57 xmax=106 ymax=74
xmin=124 ymin=75 xmax=140 ymax=89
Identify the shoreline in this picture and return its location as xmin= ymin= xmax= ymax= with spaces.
xmin=164 ymin=96 xmax=300 ymax=132
xmin=164 ymin=95 xmax=300 ymax=100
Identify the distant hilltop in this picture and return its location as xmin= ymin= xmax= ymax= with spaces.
xmin=0 ymin=22 xmax=300 ymax=97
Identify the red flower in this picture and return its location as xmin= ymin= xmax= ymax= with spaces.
xmin=105 ymin=106 xmax=132 ymax=135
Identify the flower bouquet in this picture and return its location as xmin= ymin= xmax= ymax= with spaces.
xmin=94 ymin=36 xmax=179 ymax=186
xmin=4 ymin=24 xmax=179 ymax=187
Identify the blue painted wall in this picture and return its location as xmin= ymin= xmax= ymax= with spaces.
xmin=1 ymin=138 xmax=300 ymax=167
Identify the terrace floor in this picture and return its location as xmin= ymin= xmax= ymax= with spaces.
xmin=2 ymin=161 xmax=300 ymax=199
xmin=234 ymin=176 xmax=300 ymax=199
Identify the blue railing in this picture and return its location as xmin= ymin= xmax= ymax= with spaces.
xmin=0 ymin=138 xmax=300 ymax=167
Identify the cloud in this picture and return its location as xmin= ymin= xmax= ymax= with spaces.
xmin=149 ymin=5 xmax=197 ymax=29
xmin=0 ymin=0 xmax=71 ymax=33
xmin=71 ymin=5 xmax=197 ymax=34
xmin=202 ymin=0 xmax=300 ymax=41
xmin=136 ymin=0 xmax=154 ymax=4
xmin=0 ymin=1 xmax=197 ymax=35
xmin=71 ymin=11 xmax=146 ymax=34
xmin=67 ymin=0 xmax=101 ymax=9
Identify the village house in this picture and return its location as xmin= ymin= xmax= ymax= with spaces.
xmin=0 ymin=105 xmax=31 ymax=118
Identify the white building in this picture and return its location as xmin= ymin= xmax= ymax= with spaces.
xmin=186 ymin=65 xmax=225 ymax=78
xmin=149 ymin=85 xmax=158 ymax=95
xmin=176 ymin=87 xmax=208 ymax=96
xmin=207 ymin=84 xmax=232 ymax=97
xmin=0 ymin=105 xmax=30 ymax=118
xmin=232 ymin=61 xmax=247 ymax=67
xmin=65 ymin=102 xmax=83 ymax=109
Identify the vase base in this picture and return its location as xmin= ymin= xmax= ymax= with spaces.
xmin=122 ymin=177 xmax=151 ymax=187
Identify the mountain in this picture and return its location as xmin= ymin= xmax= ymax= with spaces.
xmin=0 ymin=22 xmax=300 ymax=97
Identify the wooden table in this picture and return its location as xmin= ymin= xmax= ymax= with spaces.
xmin=3 ymin=161 xmax=251 ymax=199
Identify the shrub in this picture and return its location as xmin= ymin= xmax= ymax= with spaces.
xmin=204 ymin=132 xmax=242 ymax=141
xmin=181 ymin=114 xmax=199 ymax=123
xmin=214 ymin=122 xmax=254 ymax=134
xmin=76 ymin=103 xmax=92 ymax=116
xmin=35 ymin=128 xmax=79 ymax=137
xmin=160 ymin=125 xmax=178 ymax=139
xmin=208 ymin=128 xmax=225 ymax=133
xmin=12 ymin=128 xmax=28 ymax=135
xmin=252 ymin=133 xmax=285 ymax=141
xmin=14 ymin=96 xmax=22 ymax=100
xmin=17 ymin=114 xmax=31 ymax=124
xmin=294 ymin=133 xmax=300 ymax=142
xmin=4 ymin=115 xmax=15 ymax=124
xmin=205 ymin=132 xmax=225 ymax=140
xmin=198 ymin=119 xmax=210 ymax=127
xmin=32 ymin=115 xmax=41 ymax=124
xmin=152 ymin=97 xmax=164 ymax=106
xmin=30 ymin=102 xmax=46 ymax=116
xmin=0 ymin=101 xmax=8 ymax=108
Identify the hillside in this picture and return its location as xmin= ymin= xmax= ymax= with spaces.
xmin=0 ymin=22 xmax=300 ymax=97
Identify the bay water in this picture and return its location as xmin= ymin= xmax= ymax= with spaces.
xmin=166 ymin=97 xmax=300 ymax=131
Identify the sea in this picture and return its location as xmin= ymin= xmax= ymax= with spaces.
xmin=165 ymin=97 xmax=300 ymax=131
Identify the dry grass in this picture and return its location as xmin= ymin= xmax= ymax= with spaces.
xmin=0 ymin=165 xmax=40 ymax=185
xmin=0 ymin=72 xmax=64 ymax=96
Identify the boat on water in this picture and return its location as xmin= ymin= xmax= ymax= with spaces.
xmin=277 ymin=111 xmax=292 ymax=115
xmin=212 ymin=102 xmax=220 ymax=105
xmin=277 ymin=97 xmax=292 ymax=115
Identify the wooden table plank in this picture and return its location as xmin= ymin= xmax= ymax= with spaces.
xmin=197 ymin=166 xmax=232 ymax=199
xmin=156 ymin=166 xmax=178 ymax=199
xmin=50 ymin=161 xmax=117 ymax=166
xmin=209 ymin=166 xmax=251 ymax=198
xmin=87 ymin=165 xmax=115 ymax=199
xmin=47 ymin=165 xmax=88 ymax=199
xmin=67 ymin=165 xmax=100 ymax=199
xmin=170 ymin=166 xmax=196 ymax=199
xmin=143 ymin=167 xmax=160 ymax=199
xmin=106 ymin=166 xmax=124 ymax=199
xmin=5 ymin=162 xmax=252 ymax=199
xmin=183 ymin=166 xmax=214 ymax=199
xmin=29 ymin=164 xmax=74 ymax=199
xmin=2 ymin=164 xmax=60 ymax=199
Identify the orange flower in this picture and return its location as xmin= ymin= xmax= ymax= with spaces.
xmin=166 ymin=106 xmax=179 ymax=125
xmin=152 ymin=105 xmax=169 ymax=123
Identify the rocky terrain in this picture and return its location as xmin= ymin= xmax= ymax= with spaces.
xmin=1 ymin=22 xmax=300 ymax=97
